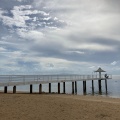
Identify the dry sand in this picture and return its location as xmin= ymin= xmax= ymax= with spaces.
xmin=0 ymin=93 xmax=120 ymax=120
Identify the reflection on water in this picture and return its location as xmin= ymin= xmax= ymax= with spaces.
xmin=0 ymin=75 xmax=120 ymax=98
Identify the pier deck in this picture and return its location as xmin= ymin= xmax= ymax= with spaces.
xmin=0 ymin=74 xmax=112 ymax=87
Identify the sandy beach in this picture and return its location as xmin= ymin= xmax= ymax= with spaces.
xmin=0 ymin=93 xmax=120 ymax=120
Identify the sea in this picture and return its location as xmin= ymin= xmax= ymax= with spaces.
xmin=0 ymin=75 xmax=120 ymax=98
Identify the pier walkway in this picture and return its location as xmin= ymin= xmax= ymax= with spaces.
xmin=0 ymin=74 xmax=112 ymax=87
xmin=0 ymin=74 xmax=112 ymax=94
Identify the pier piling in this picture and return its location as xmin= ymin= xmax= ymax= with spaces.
xmin=39 ymin=84 xmax=42 ymax=94
xmin=105 ymin=79 xmax=107 ymax=93
xmin=13 ymin=86 xmax=16 ymax=93
xmin=4 ymin=86 xmax=7 ymax=93
xmin=98 ymin=80 xmax=102 ymax=93
xmin=83 ymin=81 xmax=86 ymax=94
xmin=63 ymin=82 xmax=65 ymax=94
xmin=92 ymin=80 xmax=94 ymax=94
xmin=72 ymin=82 xmax=74 ymax=94
xmin=75 ymin=81 xmax=77 ymax=94
xmin=58 ymin=83 xmax=60 ymax=94
xmin=49 ymin=83 xmax=51 ymax=93
xmin=30 ymin=84 xmax=33 ymax=94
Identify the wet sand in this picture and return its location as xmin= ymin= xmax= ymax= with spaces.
xmin=0 ymin=93 xmax=120 ymax=120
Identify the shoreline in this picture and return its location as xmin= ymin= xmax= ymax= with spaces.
xmin=0 ymin=89 xmax=119 ymax=99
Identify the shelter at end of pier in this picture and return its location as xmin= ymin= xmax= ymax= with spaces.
xmin=94 ymin=67 xmax=107 ymax=93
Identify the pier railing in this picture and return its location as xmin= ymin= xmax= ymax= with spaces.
xmin=0 ymin=74 xmax=112 ymax=87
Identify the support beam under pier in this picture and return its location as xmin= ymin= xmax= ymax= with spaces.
xmin=92 ymin=80 xmax=94 ymax=94
xmin=39 ymin=84 xmax=42 ymax=94
xmin=58 ymin=83 xmax=60 ymax=94
xmin=30 ymin=84 xmax=33 ymax=94
xmin=63 ymin=82 xmax=65 ymax=94
xmin=49 ymin=83 xmax=51 ymax=93
xmin=13 ymin=86 xmax=16 ymax=93
xmin=72 ymin=82 xmax=74 ymax=94
xmin=4 ymin=86 xmax=7 ymax=93
xmin=75 ymin=81 xmax=77 ymax=94
xmin=83 ymin=81 xmax=86 ymax=94
xmin=98 ymin=80 xmax=102 ymax=93
xmin=105 ymin=79 xmax=107 ymax=93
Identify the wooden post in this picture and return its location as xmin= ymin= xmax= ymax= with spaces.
xmin=13 ymin=86 xmax=16 ymax=93
xmin=75 ymin=81 xmax=77 ymax=94
xmin=83 ymin=81 xmax=86 ymax=94
xmin=63 ymin=82 xmax=65 ymax=94
xmin=98 ymin=80 xmax=102 ymax=93
xmin=49 ymin=83 xmax=51 ymax=93
xmin=72 ymin=82 xmax=74 ymax=94
xmin=92 ymin=80 xmax=94 ymax=94
xmin=105 ymin=79 xmax=107 ymax=93
xmin=85 ymin=81 xmax=86 ymax=93
xmin=39 ymin=84 xmax=42 ymax=94
xmin=4 ymin=86 xmax=7 ymax=93
xmin=30 ymin=84 xmax=32 ymax=94
xmin=58 ymin=83 xmax=60 ymax=94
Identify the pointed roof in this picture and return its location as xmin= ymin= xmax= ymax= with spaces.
xmin=94 ymin=67 xmax=106 ymax=72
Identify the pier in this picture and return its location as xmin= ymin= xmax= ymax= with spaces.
xmin=0 ymin=68 xmax=112 ymax=94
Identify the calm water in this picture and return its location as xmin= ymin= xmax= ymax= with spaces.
xmin=0 ymin=75 xmax=120 ymax=98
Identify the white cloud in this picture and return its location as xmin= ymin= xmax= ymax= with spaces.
xmin=0 ymin=47 xmax=6 ymax=52
xmin=65 ymin=50 xmax=85 ymax=54
xmin=17 ymin=29 xmax=44 ymax=42
xmin=43 ymin=17 xmax=51 ymax=21
xmin=1 ymin=51 xmax=24 ymax=59
xmin=0 ymin=10 xmax=27 ymax=27
xmin=54 ymin=17 xmax=58 ymax=20
xmin=111 ymin=61 xmax=117 ymax=65
xmin=0 ymin=5 xmax=50 ymax=28
xmin=12 ymin=5 xmax=49 ymax=16
xmin=13 ymin=5 xmax=32 ymax=10
xmin=43 ymin=0 xmax=120 ymax=42
xmin=76 ymin=43 xmax=116 ymax=51
xmin=89 ymin=66 xmax=95 ymax=69
xmin=0 ymin=41 xmax=17 ymax=45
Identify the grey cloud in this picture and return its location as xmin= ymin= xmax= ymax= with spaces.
xmin=90 ymin=37 xmax=120 ymax=47
xmin=29 ymin=39 xmax=118 ymax=64
xmin=103 ymin=0 xmax=120 ymax=13
xmin=68 ymin=33 xmax=120 ymax=46
xmin=0 ymin=22 xmax=10 ymax=36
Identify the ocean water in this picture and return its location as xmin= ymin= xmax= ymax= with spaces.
xmin=0 ymin=75 xmax=120 ymax=98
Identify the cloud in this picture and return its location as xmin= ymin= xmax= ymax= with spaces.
xmin=0 ymin=47 xmax=6 ymax=52
xmin=17 ymin=29 xmax=44 ymax=41
xmin=0 ymin=5 xmax=50 ymax=28
xmin=111 ymin=61 xmax=117 ymax=66
xmin=89 ymin=66 xmax=95 ymax=69
xmin=65 ymin=50 xmax=85 ymax=55
xmin=0 ymin=9 xmax=27 ymax=27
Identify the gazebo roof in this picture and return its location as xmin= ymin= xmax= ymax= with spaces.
xmin=94 ymin=67 xmax=106 ymax=72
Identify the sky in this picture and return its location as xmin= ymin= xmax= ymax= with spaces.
xmin=0 ymin=0 xmax=120 ymax=75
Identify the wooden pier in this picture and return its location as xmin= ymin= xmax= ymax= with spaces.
xmin=0 ymin=74 xmax=112 ymax=94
